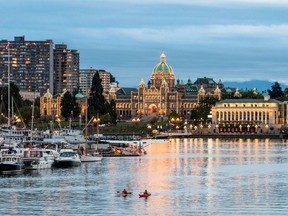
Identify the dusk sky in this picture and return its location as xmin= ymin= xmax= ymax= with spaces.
xmin=2 ymin=0 xmax=288 ymax=87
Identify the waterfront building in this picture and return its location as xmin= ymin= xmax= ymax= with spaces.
xmin=53 ymin=44 xmax=79 ymax=95
xmin=0 ymin=36 xmax=53 ymax=95
xmin=109 ymin=51 xmax=223 ymax=120
xmin=211 ymin=94 xmax=282 ymax=133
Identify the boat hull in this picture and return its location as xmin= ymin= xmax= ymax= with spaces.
xmin=54 ymin=160 xmax=81 ymax=168
xmin=0 ymin=163 xmax=25 ymax=175
xmin=80 ymin=155 xmax=102 ymax=162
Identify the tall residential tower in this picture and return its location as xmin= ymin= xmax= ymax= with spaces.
xmin=0 ymin=36 xmax=53 ymax=95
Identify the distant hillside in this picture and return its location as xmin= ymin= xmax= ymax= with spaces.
xmin=223 ymin=80 xmax=288 ymax=92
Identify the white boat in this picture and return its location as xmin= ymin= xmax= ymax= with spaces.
xmin=0 ymin=149 xmax=25 ymax=175
xmin=22 ymin=148 xmax=59 ymax=170
xmin=80 ymin=152 xmax=102 ymax=162
xmin=43 ymin=128 xmax=88 ymax=144
xmin=0 ymin=126 xmax=33 ymax=147
xmin=54 ymin=149 xmax=81 ymax=168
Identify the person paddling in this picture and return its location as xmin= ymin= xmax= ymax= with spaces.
xmin=122 ymin=189 xmax=128 ymax=194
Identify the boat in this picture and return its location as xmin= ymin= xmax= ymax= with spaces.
xmin=80 ymin=152 xmax=102 ymax=162
xmin=54 ymin=149 xmax=81 ymax=168
xmin=22 ymin=148 xmax=59 ymax=170
xmin=139 ymin=193 xmax=151 ymax=198
xmin=116 ymin=191 xmax=132 ymax=197
xmin=0 ymin=149 xmax=25 ymax=175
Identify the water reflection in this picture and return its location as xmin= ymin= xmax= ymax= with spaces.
xmin=0 ymin=138 xmax=287 ymax=215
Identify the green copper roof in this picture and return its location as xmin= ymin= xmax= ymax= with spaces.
xmin=153 ymin=62 xmax=173 ymax=74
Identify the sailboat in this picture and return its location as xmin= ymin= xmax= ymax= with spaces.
xmin=0 ymin=42 xmax=25 ymax=174
xmin=79 ymin=82 xmax=102 ymax=162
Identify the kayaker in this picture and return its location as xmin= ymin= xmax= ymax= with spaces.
xmin=122 ymin=189 xmax=128 ymax=194
xmin=143 ymin=189 xmax=149 ymax=195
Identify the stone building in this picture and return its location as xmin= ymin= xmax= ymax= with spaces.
xmin=211 ymin=94 xmax=282 ymax=133
xmin=109 ymin=51 xmax=222 ymax=120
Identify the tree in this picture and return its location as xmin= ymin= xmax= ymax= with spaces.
xmin=190 ymin=96 xmax=219 ymax=124
xmin=109 ymin=99 xmax=117 ymax=124
xmin=0 ymin=82 xmax=23 ymax=116
xmin=61 ymin=91 xmax=74 ymax=121
xmin=268 ymin=81 xmax=284 ymax=99
xmin=88 ymin=72 xmax=108 ymax=118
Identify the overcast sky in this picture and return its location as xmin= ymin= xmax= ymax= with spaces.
xmin=2 ymin=0 xmax=288 ymax=87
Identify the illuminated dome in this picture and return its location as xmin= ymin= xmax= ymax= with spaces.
xmin=152 ymin=51 xmax=174 ymax=74
xmin=43 ymin=89 xmax=52 ymax=98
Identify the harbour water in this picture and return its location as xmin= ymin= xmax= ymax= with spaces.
xmin=0 ymin=138 xmax=287 ymax=215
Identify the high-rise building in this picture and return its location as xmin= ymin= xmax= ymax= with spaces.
xmin=53 ymin=44 xmax=79 ymax=95
xmin=0 ymin=36 xmax=53 ymax=95
xmin=79 ymin=68 xmax=113 ymax=97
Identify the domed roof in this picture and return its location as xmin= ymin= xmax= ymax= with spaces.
xmin=43 ymin=89 xmax=52 ymax=98
xmin=75 ymin=92 xmax=84 ymax=99
xmin=152 ymin=51 xmax=174 ymax=74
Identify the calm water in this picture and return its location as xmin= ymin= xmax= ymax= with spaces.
xmin=0 ymin=138 xmax=288 ymax=216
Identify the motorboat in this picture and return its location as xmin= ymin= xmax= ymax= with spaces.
xmin=0 ymin=149 xmax=25 ymax=175
xmin=54 ymin=149 xmax=81 ymax=168
xmin=22 ymin=148 xmax=59 ymax=170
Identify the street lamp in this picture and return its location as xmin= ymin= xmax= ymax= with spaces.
xmin=216 ymin=124 xmax=219 ymax=134
xmin=93 ymin=116 xmax=101 ymax=151
xmin=247 ymin=124 xmax=250 ymax=132
xmin=56 ymin=115 xmax=61 ymax=129
xmin=265 ymin=124 xmax=269 ymax=133
xmin=239 ymin=124 xmax=242 ymax=133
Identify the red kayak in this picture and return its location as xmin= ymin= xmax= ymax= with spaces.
xmin=139 ymin=193 xmax=151 ymax=198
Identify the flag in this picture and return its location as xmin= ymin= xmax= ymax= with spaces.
xmin=5 ymin=42 xmax=10 ymax=50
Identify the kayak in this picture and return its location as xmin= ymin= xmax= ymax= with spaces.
xmin=139 ymin=193 xmax=151 ymax=198
xmin=116 ymin=191 xmax=132 ymax=197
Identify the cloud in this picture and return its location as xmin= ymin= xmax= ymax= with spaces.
xmin=75 ymin=25 xmax=288 ymax=44
xmin=105 ymin=0 xmax=288 ymax=7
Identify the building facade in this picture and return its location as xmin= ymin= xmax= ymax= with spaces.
xmin=53 ymin=44 xmax=79 ymax=95
xmin=211 ymin=95 xmax=282 ymax=133
xmin=109 ymin=51 xmax=222 ymax=120
xmin=0 ymin=36 xmax=53 ymax=95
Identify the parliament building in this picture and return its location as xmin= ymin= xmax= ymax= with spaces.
xmin=109 ymin=51 xmax=223 ymax=120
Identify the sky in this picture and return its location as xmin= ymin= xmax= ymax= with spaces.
xmin=1 ymin=0 xmax=288 ymax=88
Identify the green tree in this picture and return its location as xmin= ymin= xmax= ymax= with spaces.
xmin=88 ymin=72 xmax=108 ymax=118
xmin=109 ymin=99 xmax=117 ymax=124
xmin=61 ymin=91 xmax=74 ymax=121
xmin=0 ymin=82 xmax=23 ymax=116
xmin=71 ymin=92 xmax=81 ymax=119
xmin=268 ymin=81 xmax=284 ymax=99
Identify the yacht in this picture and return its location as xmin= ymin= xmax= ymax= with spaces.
xmin=22 ymin=148 xmax=59 ymax=170
xmin=54 ymin=149 xmax=81 ymax=168
xmin=0 ymin=149 xmax=25 ymax=175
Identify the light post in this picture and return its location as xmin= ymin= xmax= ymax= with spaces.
xmin=200 ymin=124 xmax=203 ymax=134
xmin=255 ymin=125 xmax=258 ymax=134
xmin=208 ymin=124 xmax=211 ymax=134
xmin=93 ymin=116 xmax=101 ymax=151
xmin=194 ymin=125 xmax=198 ymax=134
xmin=247 ymin=124 xmax=250 ymax=133
xmin=216 ymin=124 xmax=219 ymax=134
xmin=56 ymin=115 xmax=61 ymax=130
xmin=239 ymin=124 xmax=242 ymax=133
xmin=265 ymin=124 xmax=269 ymax=134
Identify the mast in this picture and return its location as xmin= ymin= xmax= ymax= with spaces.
xmin=7 ymin=43 xmax=11 ymax=146
xmin=84 ymin=78 xmax=88 ymax=155
xmin=30 ymin=92 xmax=35 ymax=141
